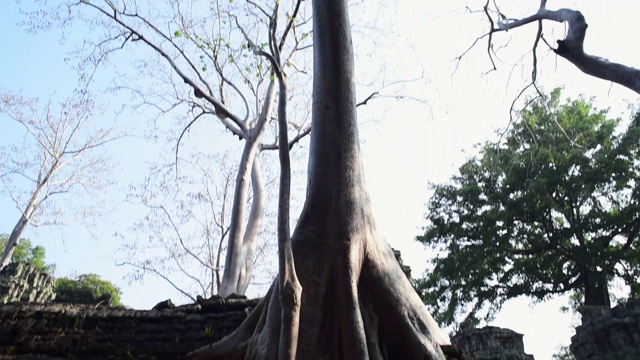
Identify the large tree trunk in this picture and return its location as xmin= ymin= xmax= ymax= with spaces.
xmin=186 ymin=0 xmax=449 ymax=358
xmin=583 ymin=271 xmax=611 ymax=307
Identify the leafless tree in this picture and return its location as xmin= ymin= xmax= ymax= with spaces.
xmin=117 ymin=151 xmax=276 ymax=301
xmin=35 ymin=0 xmax=425 ymax=300
xmin=0 ymin=91 xmax=118 ymax=271
xmin=69 ymin=0 xmax=312 ymax=297
xmin=466 ymin=0 xmax=640 ymax=95
xmin=186 ymin=0 xmax=458 ymax=358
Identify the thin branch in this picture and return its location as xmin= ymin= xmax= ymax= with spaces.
xmin=116 ymin=261 xmax=197 ymax=302
xmin=356 ymin=91 xmax=378 ymax=107
xmin=156 ymin=205 xmax=219 ymax=272
xmin=80 ymin=0 xmax=248 ymax=135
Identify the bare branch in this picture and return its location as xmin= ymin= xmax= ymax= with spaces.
xmin=488 ymin=4 xmax=640 ymax=94
xmin=156 ymin=205 xmax=220 ymax=272
xmin=116 ymin=261 xmax=197 ymax=302
xmin=356 ymin=92 xmax=378 ymax=107
xmin=80 ymin=0 xmax=248 ymax=136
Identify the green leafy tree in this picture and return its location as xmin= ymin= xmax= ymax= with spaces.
xmin=0 ymin=234 xmax=55 ymax=273
xmin=417 ymin=88 xmax=640 ymax=327
xmin=552 ymin=346 xmax=576 ymax=360
xmin=55 ymin=273 xmax=123 ymax=307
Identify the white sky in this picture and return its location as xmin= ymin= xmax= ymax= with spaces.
xmin=2 ymin=1 xmax=640 ymax=359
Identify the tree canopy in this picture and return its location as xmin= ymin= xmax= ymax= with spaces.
xmin=417 ymin=88 xmax=640 ymax=327
xmin=0 ymin=234 xmax=54 ymax=274
xmin=55 ymin=273 xmax=123 ymax=307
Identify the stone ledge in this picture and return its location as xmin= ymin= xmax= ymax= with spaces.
xmin=451 ymin=326 xmax=535 ymax=360
xmin=0 ymin=300 xmax=256 ymax=359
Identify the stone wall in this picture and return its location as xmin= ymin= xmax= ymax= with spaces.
xmin=0 ymin=263 xmax=55 ymax=304
xmin=0 ymin=299 xmax=257 ymax=359
xmin=452 ymin=326 xmax=535 ymax=360
xmin=570 ymin=299 xmax=640 ymax=360
xmin=392 ymin=248 xmax=412 ymax=280
xmin=0 ymin=299 xmax=540 ymax=360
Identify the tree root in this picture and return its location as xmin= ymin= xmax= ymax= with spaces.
xmin=185 ymin=229 xmax=452 ymax=360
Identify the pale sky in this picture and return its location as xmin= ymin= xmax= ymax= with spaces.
xmin=2 ymin=1 xmax=640 ymax=359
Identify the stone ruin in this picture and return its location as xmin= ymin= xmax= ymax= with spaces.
xmin=0 ymin=298 xmax=258 ymax=359
xmin=0 ymin=300 xmax=540 ymax=360
xmin=0 ymin=262 xmax=539 ymax=359
xmin=451 ymin=326 xmax=535 ymax=360
xmin=570 ymin=299 xmax=640 ymax=360
xmin=0 ymin=263 xmax=56 ymax=304
xmin=3 ymin=261 xmax=638 ymax=359
xmin=392 ymin=248 xmax=412 ymax=280
xmin=0 ymin=262 xmax=535 ymax=359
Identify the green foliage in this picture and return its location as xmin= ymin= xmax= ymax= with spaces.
xmin=0 ymin=234 xmax=55 ymax=273
xmin=55 ymin=273 xmax=123 ymax=307
xmin=204 ymin=326 xmax=214 ymax=337
xmin=417 ymin=89 xmax=640 ymax=327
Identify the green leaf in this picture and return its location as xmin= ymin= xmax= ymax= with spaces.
xmin=0 ymin=235 xmax=55 ymax=274
xmin=416 ymin=88 xmax=640 ymax=327
xmin=55 ymin=273 xmax=123 ymax=307
xmin=174 ymin=30 xmax=183 ymax=38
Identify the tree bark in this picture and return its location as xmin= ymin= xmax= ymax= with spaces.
xmin=497 ymin=7 xmax=640 ymax=94
xmin=219 ymin=81 xmax=276 ymax=297
xmin=0 ymin=187 xmax=42 ymax=271
xmin=186 ymin=0 xmax=449 ymax=358
xmin=237 ymin=156 xmax=266 ymax=295
xmin=583 ymin=271 xmax=611 ymax=307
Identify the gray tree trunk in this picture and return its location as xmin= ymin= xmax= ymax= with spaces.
xmin=237 ymin=156 xmax=266 ymax=295
xmin=187 ymin=0 xmax=450 ymax=358
xmin=0 ymin=187 xmax=42 ymax=271
xmin=219 ymin=81 xmax=276 ymax=297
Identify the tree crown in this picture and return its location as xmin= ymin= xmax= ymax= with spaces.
xmin=0 ymin=234 xmax=55 ymax=274
xmin=55 ymin=273 xmax=123 ymax=307
xmin=417 ymin=88 xmax=640 ymax=327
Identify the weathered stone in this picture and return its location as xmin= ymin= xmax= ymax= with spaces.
xmin=0 ymin=301 xmax=255 ymax=359
xmin=452 ymin=326 xmax=535 ymax=360
xmin=0 ymin=263 xmax=56 ymax=304
xmin=225 ymin=293 xmax=247 ymax=300
xmin=196 ymin=294 xmax=260 ymax=314
xmin=392 ymin=248 xmax=412 ymax=280
xmin=570 ymin=299 xmax=640 ymax=360
xmin=151 ymin=299 xmax=174 ymax=311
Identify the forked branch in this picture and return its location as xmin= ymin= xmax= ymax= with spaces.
xmin=473 ymin=0 xmax=640 ymax=94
